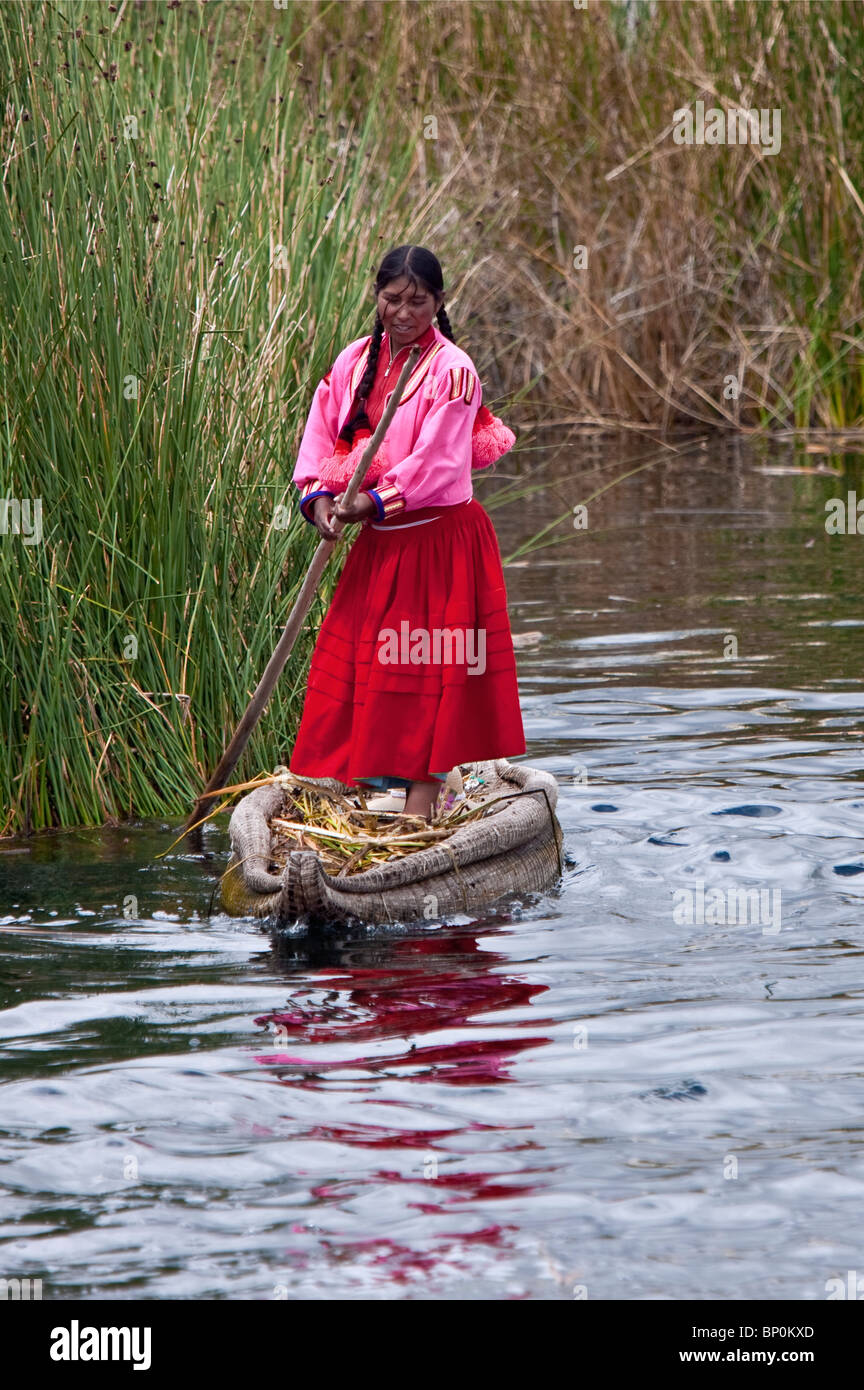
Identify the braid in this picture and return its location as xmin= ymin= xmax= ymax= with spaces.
xmin=357 ymin=313 xmax=385 ymax=400
xmin=337 ymin=314 xmax=384 ymax=445
xmin=436 ymin=304 xmax=455 ymax=341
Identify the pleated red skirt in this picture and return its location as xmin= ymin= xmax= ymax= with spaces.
xmin=288 ymin=499 xmax=526 ymax=786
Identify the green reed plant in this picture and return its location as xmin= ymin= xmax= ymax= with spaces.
xmin=0 ymin=0 xmax=456 ymax=832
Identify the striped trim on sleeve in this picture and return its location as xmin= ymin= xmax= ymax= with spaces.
xmin=298 ymin=478 xmax=335 ymax=523
xmin=367 ymin=483 xmax=406 ymax=521
xmin=448 ymin=366 xmax=477 ymax=403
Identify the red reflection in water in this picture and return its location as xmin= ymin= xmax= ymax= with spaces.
xmin=304 ymin=1120 xmax=500 ymax=1149
xmin=311 ymin=1168 xmax=542 ymax=1203
xmin=249 ymin=928 xmax=553 ymax=1243
xmin=256 ymin=972 xmax=541 ymax=1041
xmin=315 ymin=1226 xmax=517 ymax=1285
xmin=253 ymin=931 xmax=550 ymax=1086
xmin=255 ymin=1035 xmax=545 ymax=1085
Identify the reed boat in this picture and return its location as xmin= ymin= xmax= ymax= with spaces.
xmin=220 ymin=759 xmax=562 ymax=925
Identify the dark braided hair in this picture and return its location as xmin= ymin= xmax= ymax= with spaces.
xmin=338 ymin=246 xmax=455 ymax=446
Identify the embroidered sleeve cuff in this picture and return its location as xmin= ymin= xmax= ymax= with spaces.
xmin=298 ymin=479 xmax=334 ymax=523
xmin=366 ymin=484 xmax=406 ymax=521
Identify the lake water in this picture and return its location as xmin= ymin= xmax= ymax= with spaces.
xmin=2 ymin=436 xmax=863 ymax=1300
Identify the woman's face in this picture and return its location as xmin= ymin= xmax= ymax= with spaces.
xmin=376 ymin=275 xmax=443 ymax=349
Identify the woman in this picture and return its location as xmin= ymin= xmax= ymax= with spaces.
xmin=290 ymin=245 xmax=525 ymax=820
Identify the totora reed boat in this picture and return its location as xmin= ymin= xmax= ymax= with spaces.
xmin=220 ymin=760 xmax=563 ymax=926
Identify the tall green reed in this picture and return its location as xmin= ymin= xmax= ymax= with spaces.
xmin=0 ymin=0 xmax=434 ymax=831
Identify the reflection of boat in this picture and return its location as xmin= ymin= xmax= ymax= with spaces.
xmin=221 ymin=760 xmax=562 ymax=926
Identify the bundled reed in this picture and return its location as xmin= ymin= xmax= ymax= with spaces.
xmin=267 ymin=782 xmax=491 ymax=879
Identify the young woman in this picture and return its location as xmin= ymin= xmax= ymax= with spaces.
xmin=290 ymin=245 xmax=525 ymax=820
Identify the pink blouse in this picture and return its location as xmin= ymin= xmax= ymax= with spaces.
xmin=293 ymin=322 xmax=483 ymax=522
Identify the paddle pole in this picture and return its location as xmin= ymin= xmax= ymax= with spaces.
xmin=185 ymin=346 xmax=420 ymax=837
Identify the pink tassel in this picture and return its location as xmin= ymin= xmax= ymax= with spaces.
xmin=317 ymin=441 xmax=391 ymax=490
xmin=471 ymin=417 xmax=516 ymax=469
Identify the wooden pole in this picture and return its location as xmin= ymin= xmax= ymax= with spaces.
xmin=185 ymin=345 xmax=420 ymax=837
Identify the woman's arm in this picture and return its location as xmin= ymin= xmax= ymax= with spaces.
xmin=366 ymin=365 xmax=482 ymax=519
xmin=292 ymin=360 xmax=344 ymax=523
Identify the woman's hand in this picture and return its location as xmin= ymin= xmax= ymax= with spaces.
xmin=311 ymin=491 xmax=376 ymax=541
xmin=311 ymin=494 xmax=340 ymax=542
xmin=334 ymin=492 xmax=376 ymax=524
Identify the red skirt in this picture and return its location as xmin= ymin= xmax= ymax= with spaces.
xmin=288 ymin=499 xmax=526 ymax=786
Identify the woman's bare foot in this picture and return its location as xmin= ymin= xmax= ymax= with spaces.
xmin=404 ymin=780 xmax=440 ymax=821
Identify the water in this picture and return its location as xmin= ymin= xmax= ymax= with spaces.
xmin=2 ymin=437 xmax=863 ymax=1300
